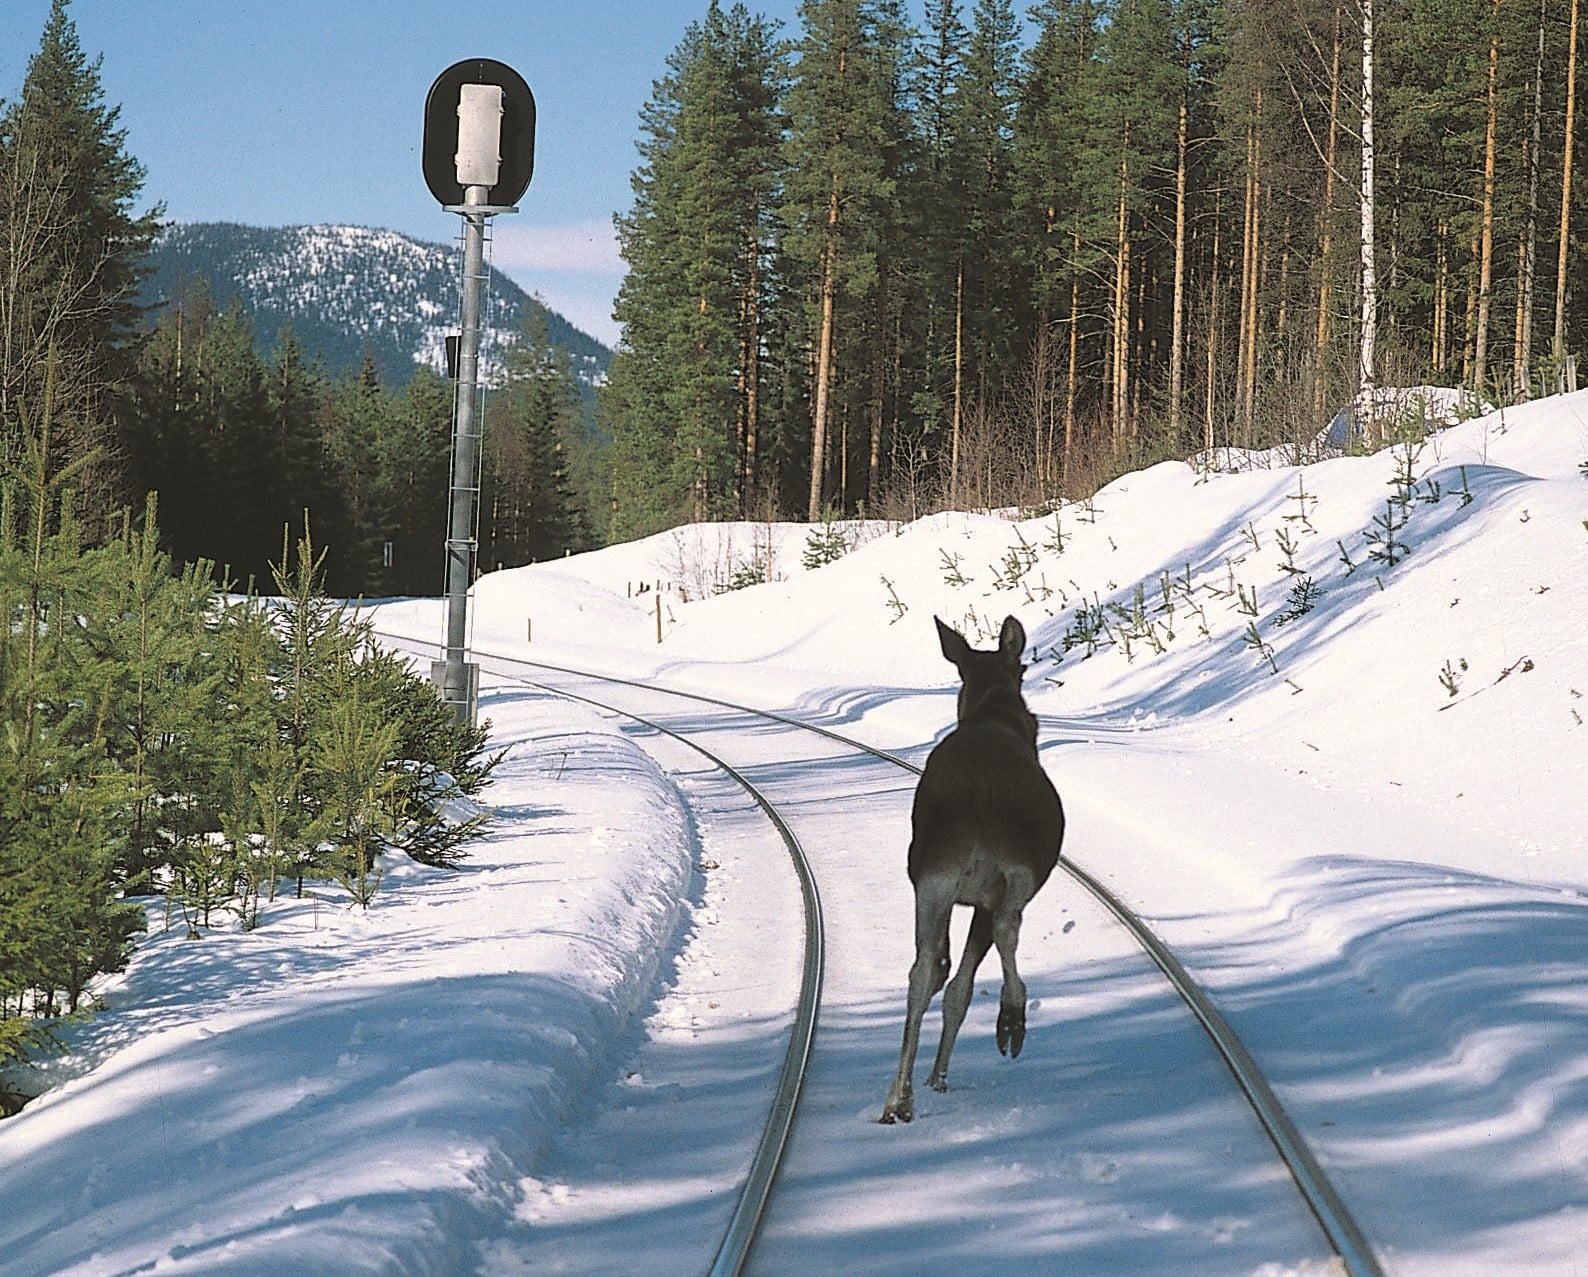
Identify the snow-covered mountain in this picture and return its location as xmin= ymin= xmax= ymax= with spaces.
xmin=142 ymin=222 xmax=612 ymax=388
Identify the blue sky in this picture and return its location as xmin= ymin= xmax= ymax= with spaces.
xmin=0 ymin=0 xmax=848 ymax=347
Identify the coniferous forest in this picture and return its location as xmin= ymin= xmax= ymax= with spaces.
xmin=0 ymin=2 xmax=518 ymax=1087
xmin=606 ymin=0 xmax=1588 ymax=536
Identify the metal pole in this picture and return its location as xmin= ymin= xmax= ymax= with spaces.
xmin=440 ymin=183 xmax=489 ymax=724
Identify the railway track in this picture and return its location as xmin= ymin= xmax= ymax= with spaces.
xmin=376 ymin=629 xmax=1385 ymax=1277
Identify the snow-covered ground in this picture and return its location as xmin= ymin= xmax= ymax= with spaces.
xmin=2 ymin=391 xmax=1585 ymax=1275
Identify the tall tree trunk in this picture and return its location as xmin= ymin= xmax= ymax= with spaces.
xmin=1064 ymin=227 xmax=1081 ymax=485
xmin=1435 ymin=219 xmax=1451 ymax=372
xmin=741 ymin=229 xmax=761 ymax=512
xmin=869 ymin=274 xmax=886 ymax=511
xmin=952 ymin=255 xmax=965 ymax=497
xmin=1516 ymin=0 xmax=1545 ymax=400
xmin=1111 ymin=132 xmax=1131 ymax=452
xmin=1463 ymin=223 xmax=1481 ymax=385
xmin=1238 ymin=92 xmax=1263 ymax=441
xmin=808 ymin=173 xmax=840 ymax=522
xmin=1315 ymin=2 xmax=1344 ymax=413
xmin=1555 ymin=0 xmax=1580 ymax=367
xmin=1360 ymin=0 xmax=1379 ymax=442
xmin=1206 ymin=189 xmax=1223 ymax=453
xmin=1472 ymin=0 xmax=1501 ymax=398
xmin=1169 ymin=25 xmax=1191 ymax=440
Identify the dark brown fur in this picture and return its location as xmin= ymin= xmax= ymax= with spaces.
xmin=880 ymin=615 xmax=1065 ymax=1123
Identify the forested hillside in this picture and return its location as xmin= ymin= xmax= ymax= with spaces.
xmin=3 ymin=8 xmax=603 ymax=602
xmin=6 ymin=0 xmax=1585 ymax=569
xmin=142 ymin=222 xmax=612 ymax=390
xmin=604 ymin=0 xmax=1586 ymax=537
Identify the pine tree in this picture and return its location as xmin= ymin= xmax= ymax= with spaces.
xmin=321 ymin=352 xmax=393 ymax=593
xmin=375 ymin=365 xmax=451 ymax=595
xmin=1013 ymin=0 xmax=1110 ymax=482
xmin=1095 ymin=0 xmax=1181 ymax=451
xmin=782 ymin=0 xmax=911 ymax=519
xmin=0 ymin=365 xmax=142 ymax=1015
xmin=266 ymin=321 xmax=339 ymax=562
xmin=482 ymin=313 xmax=592 ymax=568
xmin=953 ymin=0 xmax=1023 ymax=427
xmin=1554 ymin=0 xmax=1580 ymax=369
xmin=0 ymin=0 xmax=161 ymax=532
xmin=91 ymin=495 xmax=222 ymax=888
xmin=606 ymin=2 xmax=785 ymax=536
xmin=905 ymin=0 xmax=971 ymax=475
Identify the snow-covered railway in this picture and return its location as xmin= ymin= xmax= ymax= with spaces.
xmin=381 ymin=630 xmax=1384 ymax=1275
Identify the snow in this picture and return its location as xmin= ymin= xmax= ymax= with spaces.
xmin=3 ymin=391 xmax=1587 ymax=1274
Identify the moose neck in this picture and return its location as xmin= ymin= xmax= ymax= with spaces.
xmin=957 ymin=683 xmax=1038 ymax=748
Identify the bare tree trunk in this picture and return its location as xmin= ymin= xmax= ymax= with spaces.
xmin=741 ymin=231 xmax=761 ymax=512
xmin=1064 ymin=228 xmax=1081 ymax=485
xmin=1472 ymin=0 xmax=1501 ymax=398
xmin=1315 ymin=3 xmax=1345 ymax=413
xmin=808 ymin=174 xmax=840 ymax=522
xmin=952 ymin=256 xmax=964 ymax=497
xmin=1555 ymin=0 xmax=1580 ymax=367
xmin=1516 ymin=0 xmax=1545 ymax=400
xmin=1238 ymin=92 xmax=1263 ymax=440
xmin=1169 ymin=25 xmax=1191 ymax=440
xmin=1435 ymin=220 xmax=1450 ymax=372
xmin=1111 ymin=134 xmax=1132 ymax=452
xmin=1360 ymin=0 xmax=1379 ymax=442
xmin=1463 ymin=223 xmax=1481 ymax=386
xmin=1205 ymin=188 xmax=1223 ymax=453
xmin=868 ymin=278 xmax=886 ymax=511
xmin=840 ymin=399 xmax=849 ymax=508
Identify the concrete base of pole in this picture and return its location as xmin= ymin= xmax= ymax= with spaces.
xmin=431 ymin=659 xmax=479 ymax=724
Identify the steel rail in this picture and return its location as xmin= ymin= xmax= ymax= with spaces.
xmin=374 ymin=630 xmax=1383 ymax=1277
xmin=378 ymin=634 xmax=821 ymax=1277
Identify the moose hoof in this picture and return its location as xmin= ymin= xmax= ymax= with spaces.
xmin=927 ymin=1070 xmax=949 ymax=1094
xmin=996 ymin=1005 xmax=1026 ymax=1058
xmin=880 ymin=1088 xmax=914 ymax=1124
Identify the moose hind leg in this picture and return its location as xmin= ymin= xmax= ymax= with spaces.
xmin=880 ymin=887 xmax=952 ymax=1123
xmin=926 ymin=906 xmax=994 ymax=1093
xmin=993 ymin=908 xmax=1029 ymax=1058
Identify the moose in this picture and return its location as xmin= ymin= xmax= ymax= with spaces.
xmin=880 ymin=615 xmax=1065 ymax=1124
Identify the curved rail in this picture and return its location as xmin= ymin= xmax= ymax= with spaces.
xmin=378 ymin=633 xmax=821 ymax=1277
xmin=527 ymin=676 xmax=825 ymax=1277
xmin=375 ymin=630 xmax=1383 ymax=1277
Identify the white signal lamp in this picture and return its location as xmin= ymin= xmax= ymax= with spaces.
xmin=455 ymin=82 xmax=503 ymax=188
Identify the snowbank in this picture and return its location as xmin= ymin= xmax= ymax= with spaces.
xmin=0 ymin=692 xmax=698 ymax=1275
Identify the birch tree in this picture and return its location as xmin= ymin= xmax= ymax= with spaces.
xmin=1554 ymin=0 xmax=1579 ymax=369
xmin=1359 ymin=0 xmax=1378 ymax=438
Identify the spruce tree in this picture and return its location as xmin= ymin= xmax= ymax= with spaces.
xmin=377 ymin=365 xmax=451 ymax=595
xmin=1012 ymin=0 xmax=1110 ymax=483
xmin=954 ymin=0 xmax=1024 ymax=420
xmin=266 ymin=321 xmax=339 ymax=564
xmin=0 ymin=369 xmax=142 ymax=1016
xmin=0 ymin=0 xmax=161 ymax=530
xmin=906 ymin=0 xmax=971 ymax=468
xmin=782 ymin=0 xmax=912 ymax=519
xmin=321 ymin=353 xmax=393 ymax=594
xmin=607 ymin=2 xmax=785 ymax=537
xmin=483 ymin=313 xmax=592 ymax=567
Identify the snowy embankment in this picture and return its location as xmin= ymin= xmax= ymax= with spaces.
xmin=0 ymin=700 xmax=698 ymax=1275
xmin=0 ymin=390 xmax=1584 ymax=1275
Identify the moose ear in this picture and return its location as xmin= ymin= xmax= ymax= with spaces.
xmin=998 ymin=615 xmax=1026 ymax=663
xmin=935 ymin=615 xmax=971 ymax=666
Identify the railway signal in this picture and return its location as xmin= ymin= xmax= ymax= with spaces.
xmin=422 ymin=59 xmax=536 ymax=724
